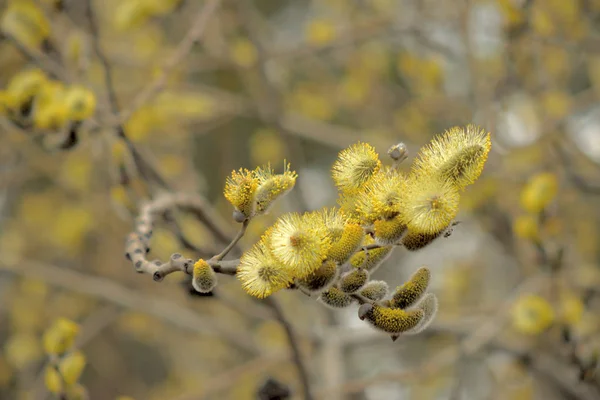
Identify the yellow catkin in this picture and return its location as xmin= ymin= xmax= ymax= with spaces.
xmin=339 ymin=269 xmax=369 ymax=293
xmin=64 ymin=85 xmax=96 ymax=121
xmin=401 ymin=230 xmax=443 ymax=251
xmin=332 ymin=142 xmax=381 ymax=193
xmin=359 ymin=280 xmax=389 ymax=301
xmin=511 ymin=294 xmax=555 ymax=335
xmin=354 ymin=169 xmax=407 ymax=223
xmin=237 ymin=238 xmax=294 ymax=298
xmin=350 ymin=238 xmax=393 ymax=272
xmin=359 ymin=304 xmax=424 ymax=334
xmin=520 ymin=172 xmax=558 ymax=213
xmin=224 ymin=168 xmax=259 ymax=219
xmin=43 ymin=318 xmax=80 ymax=356
xmin=328 ymin=223 xmax=365 ymax=264
xmin=6 ymin=69 xmax=47 ymax=107
xmin=391 ymin=267 xmax=431 ymax=309
xmin=401 ymin=174 xmax=459 ymax=235
xmin=253 ymin=162 xmax=297 ymax=215
xmin=319 ymin=286 xmax=356 ymax=308
xmin=405 ymin=293 xmax=438 ymax=334
xmin=373 ymin=214 xmax=408 ymax=245
xmin=59 ymin=350 xmax=86 ymax=385
xmin=44 ymin=366 xmax=62 ymax=394
xmin=267 ymin=213 xmax=331 ymax=278
xmin=296 ymin=260 xmax=338 ymax=293
xmin=411 ymin=125 xmax=491 ymax=190
xmin=192 ymin=259 xmax=217 ymax=293
xmin=513 ymin=215 xmax=540 ymax=241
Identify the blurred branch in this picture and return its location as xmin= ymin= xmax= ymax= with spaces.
xmin=173 ymin=355 xmax=285 ymax=400
xmin=0 ymin=259 xmax=256 ymax=353
xmin=2 ymin=34 xmax=68 ymax=81
xmin=553 ymin=140 xmax=600 ymax=195
xmin=264 ymin=297 xmax=313 ymax=400
xmin=116 ymin=0 xmax=222 ymax=125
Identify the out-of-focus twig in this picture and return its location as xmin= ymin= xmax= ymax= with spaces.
xmin=553 ymin=140 xmax=600 ymax=195
xmin=2 ymin=34 xmax=68 ymax=81
xmin=0 ymin=259 xmax=256 ymax=352
xmin=264 ymin=297 xmax=313 ymax=400
xmin=116 ymin=0 xmax=222 ymax=125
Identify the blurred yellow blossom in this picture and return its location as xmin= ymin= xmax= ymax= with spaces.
xmin=306 ymin=19 xmax=336 ymax=45
xmin=4 ymin=333 xmax=42 ymax=369
xmin=513 ymin=215 xmax=540 ymax=241
xmin=520 ymin=172 xmax=558 ymax=213
xmin=230 ymin=38 xmax=258 ymax=68
xmin=512 ymin=295 xmax=554 ymax=335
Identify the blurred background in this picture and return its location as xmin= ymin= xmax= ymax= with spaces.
xmin=1 ymin=0 xmax=600 ymax=399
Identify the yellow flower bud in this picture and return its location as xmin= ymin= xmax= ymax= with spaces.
xmin=411 ymin=125 xmax=491 ymax=190
xmin=401 ymin=230 xmax=442 ymax=251
xmin=253 ymin=163 xmax=297 ymax=216
xmin=34 ymin=102 xmax=69 ymax=130
xmin=114 ymin=0 xmax=152 ymax=31
xmin=1 ymin=2 xmax=51 ymax=49
xmin=44 ymin=365 xmax=62 ymax=394
xmin=6 ymin=69 xmax=47 ymax=108
xmin=192 ymin=259 xmax=217 ymax=293
xmin=349 ymin=237 xmax=393 ymax=272
xmin=43 ymin=318 xmax=80 ymax=355
xmin=59 ymin=351 xmax=86 ymax=386
xmin=327 ymin=223 xmax=364 ymax=264
xmin=224 ymin=168 xmax=259 ymax=220
xmin=359 ymin=280 xmax=389 ymax=301
xmin=405 ymin=293 xmax=438 ymax=334
xmin=513 ymin=214 xmax=540 ymax=241
xmin=319 ymin=286 xmax=356 ymax=309
xmin=358 ymin=304 xmax=424 ymax=334
xmin=332 ymin=142 xmax=381 ymax=193
xmin=306 ymin=19 xmax=336 ymax=46
xmin=66 ymin=383 xmax=89 ymax=400
xmin=373 ymin=214 xmax=407 ymax=245
xmin=511 ymin=294 xmax=554 ymax=335
xmin=339 ymin=268 xmax=369 ymax=294
xmin=230 ymin=37 xmax=258 ymax=68
xmin=296 ymin=260 xmax=338 ymax=293
xmin=391 ymin=267 xmax=431 ymax=309
xmin=520 ymin=172 xmax=558 ymax=213
xmin=64 ymin=86 xmax=96 ymax=121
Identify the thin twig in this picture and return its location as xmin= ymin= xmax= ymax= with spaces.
xmin=264 ymin=297 xmax=313 ymax=400
xmin=3 ymin=34 xmax=68 ymax=81
xmin=116 ymin=0 xmax=222 ymax=125
xmin=211 ymin=219 xmax=249 ymax=261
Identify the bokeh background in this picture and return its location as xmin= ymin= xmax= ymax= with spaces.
xmin=1 ymin=0 xmax=600 ymax=399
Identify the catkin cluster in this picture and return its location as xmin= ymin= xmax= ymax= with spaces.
xmin=0 ymin=68 xmax=96 ymax=149
xmin=226 ymin=125 xmax=490 ymax=336
xmin=42 ymin=318 xmax=89 ymax=399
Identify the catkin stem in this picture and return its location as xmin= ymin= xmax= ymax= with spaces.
xmin=211 ymin=219 xmax=250 ymax=262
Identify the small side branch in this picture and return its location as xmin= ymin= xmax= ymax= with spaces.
xmin=264 ymin=297 xmax=314 ymax=400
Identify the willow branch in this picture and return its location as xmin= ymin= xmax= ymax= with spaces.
xmin=264 ymin=297 xmax=313 ymax=400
